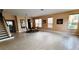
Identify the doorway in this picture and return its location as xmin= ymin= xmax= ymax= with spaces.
xmin=6 ymin=20 xmax=16 ymax=33
xmin=28 ymin=19 xmax=32 ymax=29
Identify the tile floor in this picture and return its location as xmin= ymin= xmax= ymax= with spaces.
xmin=0 ymin=31 xmax=79 ymax=50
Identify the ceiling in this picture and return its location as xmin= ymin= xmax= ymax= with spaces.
xmin=4 ymin=9 xmax=74 ymax=17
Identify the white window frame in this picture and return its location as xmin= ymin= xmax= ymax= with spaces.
xmin=35 ymin=19 xmax=42 ymax=27
xmin=68 ymin=14 xmax=79 ymax=29
xmin=48 ymin=18 xmax=53 ymax=28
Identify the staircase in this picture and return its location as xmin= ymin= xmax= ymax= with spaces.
xmin=0 ymin=21 xmax=9 ymax=40
xmin=0 ymin=9 xmax=14 ymax=41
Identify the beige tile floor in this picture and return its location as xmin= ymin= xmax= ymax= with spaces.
xmin=0 ymin=31 xmax=79 ymax=50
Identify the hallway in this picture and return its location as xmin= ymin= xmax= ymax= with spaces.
xmin=0 ymin=31 xmax=79 ymax=50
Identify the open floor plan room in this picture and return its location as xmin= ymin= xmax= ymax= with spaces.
xmin=0 ymin=9 xmax=79 ymax=50
xmin=0 ymin=31 xmax=79 ymax=50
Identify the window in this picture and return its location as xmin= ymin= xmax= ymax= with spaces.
xmin=48 ymin=18 xmax=53 ymax=28
xmin=35 ymin=19 xmax=42 ymax=27
xmin=35 ymin=19 xmax=39 ymax=27
xmin=6 ymin=21 xmax=13 ymax=26
xmin=68 ymin=14 xmax=79 ymax=29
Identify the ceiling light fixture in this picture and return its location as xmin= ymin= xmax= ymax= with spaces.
xmin=40 ymin=9 xmax=44 ymax=11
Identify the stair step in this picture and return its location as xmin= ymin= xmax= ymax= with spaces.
xmin=0 ymin=36 xmax=14 ymax=42
xmin=0 ymin=25 xmax=4 ymax=28
xmin=0 ymin=34 xmax=8 ymax=37
xmin=0 ymin=31 xmax=7 ymax=33
xmin=0 ymin=24 xmax=3 ymax=26
xmin=0 ymin=36 xmax=9 ymax=40
xmin=0 ymin=23 xmax=4 ymax=25
xmin=0 ymin=32 xmax=7 ymax=34
xmin=0 ymin=29 xmax=6 ymax=32
xmin=0 ymin=20 xmax=10 ymax=40
xmin=0 ymin=28 xmax=5 ymax=30
xmin=0 ymin=25 xmax=4 ymax=27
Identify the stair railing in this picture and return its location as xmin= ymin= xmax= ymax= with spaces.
xmin=3 ymin=17 xmax=12 ymax=37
